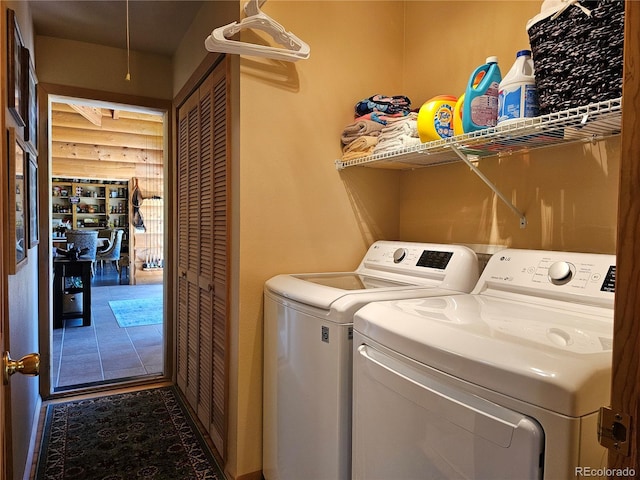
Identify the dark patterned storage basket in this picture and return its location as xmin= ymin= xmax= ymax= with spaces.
xmin=527 ymin=0 xmax=624 ymax=115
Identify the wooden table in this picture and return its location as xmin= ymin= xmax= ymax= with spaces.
xmin=53 ymin=257 xmax=93 ymax=328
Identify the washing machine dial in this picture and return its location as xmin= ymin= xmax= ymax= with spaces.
xmin=393 ymin=248 xmax=407 ymax=263
xmin=548 ymin=261 xmax=574 ymax=285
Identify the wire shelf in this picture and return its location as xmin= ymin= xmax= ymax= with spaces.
xmin=335 ymin=97 xmax=622 ymax=170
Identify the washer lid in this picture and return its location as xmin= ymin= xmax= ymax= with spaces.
xmin=354 ymin=294 xmax=613 ymax=417
xmin=265 ymin=273 xmax=420 ymax=310
xmin=299 ymin=273 xmax=412 ymax=290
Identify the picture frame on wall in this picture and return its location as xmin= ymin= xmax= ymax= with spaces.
xmin=24 ymin=48 xmax=38 ymax=152
xmin=7 ymin=128 xmax=28 ymax=273
xmin=7 ymin=9 xmax=26 ymax=127
xmin=28 ymin=155 xmax=39 ymax=248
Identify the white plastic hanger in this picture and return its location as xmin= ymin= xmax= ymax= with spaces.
xmin=204 ymin=0 xmax=310 ymax=62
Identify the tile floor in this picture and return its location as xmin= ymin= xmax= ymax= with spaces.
xmin=52 ymin=268 xmax=165 ymax=390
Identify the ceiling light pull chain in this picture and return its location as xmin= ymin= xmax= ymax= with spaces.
xmin=125 ymin=0 xmax=131 ymax=81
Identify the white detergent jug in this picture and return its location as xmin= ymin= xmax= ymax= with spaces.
xmin=497 ymin=50 xmax=539 ymax=125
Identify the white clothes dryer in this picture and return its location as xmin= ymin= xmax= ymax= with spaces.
xmin=263 ymin=241 xmax=480 ymax=480
xmin=352 ymin=249 xmax=616 ymax=480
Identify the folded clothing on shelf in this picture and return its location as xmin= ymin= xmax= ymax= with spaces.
xmin=373 ymin=134 xmax=421 ymax=154
xmin=341 ymin=119 xmax=385 ymax=145
xmin=355 ymin=94 xmax=412 ymax=117
xmin=355 ymin=111 xmax=410 ymax=125
xmin=339 ymin=94 xmax=415 ymax=161
xmin=342 ymin=135 xmax=379 ymax=161
xmin=373 ymin=113 xmax=420 ymax=154
xmin=377 ymin=112 xmax=418 ymax=138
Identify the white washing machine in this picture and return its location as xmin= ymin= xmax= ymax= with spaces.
xmin=263 ymin=241 xmax=480 ymax=480
xmin=352 ymin=249 xmax=615 ymax=480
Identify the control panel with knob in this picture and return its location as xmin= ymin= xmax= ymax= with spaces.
xmin=475 ymin=249 xmax=616 ymax=307
xmin=393 ymin=248 xmax=408 ymax=264
xmin=548 ymin=261 xmax=575 ymax=285
xmin=359 ymin=242 xmax=475 ymax=290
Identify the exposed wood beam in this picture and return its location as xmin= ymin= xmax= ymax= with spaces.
xmin=52 ymin=111 xmax=163 ymax=136
xmin=52 ymin=126 xmax=164 ymax=150
xmin=52 ymin=159 xmax=163 ymax=179
xmin=111 ymin=109 xmax=120 ymax=120
xmin=52 ymin=102 xmax=163 ymax=123
xmin=69 ymin=104 xmax=103 ymax=126
xmin=51 ymin=142 xmax=163 ymax=164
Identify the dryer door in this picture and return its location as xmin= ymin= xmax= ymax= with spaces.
xmin=352 ymin=340 xmax=544 ymax=480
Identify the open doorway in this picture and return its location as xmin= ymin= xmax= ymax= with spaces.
xmin=47 ymin=94 xmax=167 ymax=393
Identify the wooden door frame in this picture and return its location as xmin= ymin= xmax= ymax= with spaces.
xmin=1 ymin=153 xmax=7 ymax=480
xmin=1 ymin=118 xmax=9 ymax=480
xmin=1 ymin=148 xmax=8 ymax=480
xmin=610 ymin=0 xmax=640 ymax=473
xmin=37 ymin=83 xmax=175 ymax=398
xmin=1 ymin=56 xmax=9 ymax=480
xmin=2 ymin=1 xmax=12 ymax=477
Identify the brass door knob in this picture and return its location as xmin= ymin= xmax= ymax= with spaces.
xmin=3 ymin=352 xmax=40 ymax=385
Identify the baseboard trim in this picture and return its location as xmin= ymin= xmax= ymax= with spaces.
xmin=227 ymin=469 xmax=263 ymax=480
xmin=23 ymin=394 xmax=43 ymax=480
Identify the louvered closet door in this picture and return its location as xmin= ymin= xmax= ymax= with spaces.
xmin=176 ymin=59 xmax=229 ymax=458
xmin=210 ymin=64 xmax=229 ymax=452
xmin=177 ymin=86 xmax=200 ymax=407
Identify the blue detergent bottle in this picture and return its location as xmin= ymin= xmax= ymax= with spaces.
xmin=462 ymin=56 xmax=502 ymax=133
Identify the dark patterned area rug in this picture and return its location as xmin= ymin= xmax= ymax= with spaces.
xmin=35 ymin=386 xmax=225 ymax=480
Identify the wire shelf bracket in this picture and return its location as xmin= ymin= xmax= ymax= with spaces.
xmin=450 ymin=145 xmax=527 ymax=229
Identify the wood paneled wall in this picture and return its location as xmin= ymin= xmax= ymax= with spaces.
xmin=51 ymin=102 xmax=163 ymax=182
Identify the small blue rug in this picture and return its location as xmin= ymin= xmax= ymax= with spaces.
xmin=109 ymin=297 xmax=163 ymax=327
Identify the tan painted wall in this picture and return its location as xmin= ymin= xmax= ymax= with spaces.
xmin=35 ymin=36 xmax=173 ymax=99
xmin=172 ymin=1 xmax=238 ymax=98
xmin=403 ymin=1 xmax=541 ymax=104
xmin=400 ymin=1 xmax=619 ymax=254
xmin=22 ymin=2 xmax=615 ymax=479
xmin=399 ymin=141 xmax=619 ymax=252
xmin=234 ymin=2 xmax=404 ymax=477
xmin=25 ymin=2 xmax=622 ymax=480
xmin=184 ymin=2 xmax=619 ymax=479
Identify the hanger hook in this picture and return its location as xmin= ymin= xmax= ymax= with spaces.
xmin=244 ymin=0 xmax=267 ymax=17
